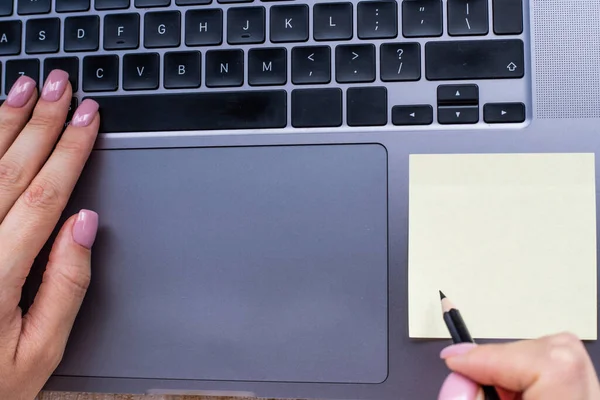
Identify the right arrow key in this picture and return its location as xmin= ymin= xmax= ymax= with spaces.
xmin=484 ymin=102 xmax=526 ymax=123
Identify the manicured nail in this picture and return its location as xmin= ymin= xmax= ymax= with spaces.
xmin=6 ymin=75 xmax=36 ymax=108
xmin=72 ymin=210 xmax=99 ymax=249
xmin=438 ymin=373 xmax=484 ymax=400
xmin=440 ymin=343 xmax=477 ymax=359
xmin=41 ymin=69 xmax=69 ymax=102
xmin=71 ymin=99 xmax=99 ymax=127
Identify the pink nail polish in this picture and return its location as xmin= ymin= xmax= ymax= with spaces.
xmin=440 ymin=343 xmax=477 ymax=359
xmin=41 ymin=69 xmax=69 ymax=102
xmin=71 ymin=99 xmax=99 ymax=127
xmin=438 ymin=373 xmax=484 ymax=400
xmin=6 ymin=75 xmax=36 ymax=108
xmin=72 ymin=210 xmax=99 ymax=249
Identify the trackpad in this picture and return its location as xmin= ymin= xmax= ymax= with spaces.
xmin=55 ymin=144 xmax=388 ymax=384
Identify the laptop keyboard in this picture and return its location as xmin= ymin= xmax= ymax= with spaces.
xmin=0 ymin=0 xmax=527 ymax=133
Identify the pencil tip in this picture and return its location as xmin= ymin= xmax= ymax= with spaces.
xmin=439 ymin=290 xmax=446 ymax=300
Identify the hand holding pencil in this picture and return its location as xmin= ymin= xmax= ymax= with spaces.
xmin=437 ymin=292 xmax=600 ymax=400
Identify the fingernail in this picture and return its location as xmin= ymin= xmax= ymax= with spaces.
xmin=6 ymin=75 xmax=36 ymax=108
xmin=440 ymin=343 xmax=478 ymax=359
xmin=72 ymin=210 xmax=99 ymax=249
xmin=71 ymin=99 xmax=99 ymax=127
xmin=438 ymin=373 xmax=484 ymax=400
xmin=41 ymin=69 xmax=69 ymax=102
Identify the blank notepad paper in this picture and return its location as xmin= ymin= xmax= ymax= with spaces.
xmin=408 ymin=153 xmax=598 ymax=340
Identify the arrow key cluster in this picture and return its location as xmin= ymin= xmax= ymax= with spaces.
xmin=437 ymin=84 xmax=479 ymax=124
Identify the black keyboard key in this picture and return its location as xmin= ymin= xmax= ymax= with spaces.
xmin=493 ymin=0 xmax=523 ymax=35
xmin=313 ymin=3 xmax=352 ymax=41
xmin=357 ymin=1 xmax=397 ymax=39
xmin=292 ymin=88 xmax=341 ymax=128
xmin=104 ymin=14 xmax=140 ymax=50
xmin=347 ymin=87 xmax=387 ymax=127
xmin=88 ymin=91 xmax=287 ymax=132
xmin=438 ymin=105 xmax=479 ymax=124
xmin=335 ymin=44 xmax=375 ymax=83
xmin=448 ymin=0 xmax=488 ymax=36
xmin=18 ymin=0 xmax=51 ymax=15
xmin=56 ymin=0 xmax=90 ymax=12
xmin=176 ymin=0 xmax=211 ymax=4
xmin=136 ymin=0 xmax=171 ymax=6
xmin=392 ymin=105 xmax=433 ymax=126
xmin=44 ymin=57 xmax=79 ymax=91
xmin=0 ymin=21 xmax=22 ymax=56
xmin=64 ymin=16 xmax=100 ymax=52
xmin=438 ymin=84 xmax=478 ymax=105
xmin=227 ymin=7 xmax=265 ymax=44
xmin=380 ymin=42 xmax=420 ymax=82
xmin=26 ymin=18 xmax=60 ymax=54
xmin=426 ymin=40 xmax=525 ymax=80
xmin=82 ymin=55 xmax=119 ymax=92
xmin=248 ymin=48 xmax=287 ymax=86
xmin=270 ymin=5 xmax=309 ymax=43
xmin=218 ymin=0 xmax=252 ymax=4
xmin=205 ymin=49 xmax=244 ymax=87
xmin=96 ymin=0 xmax=130 ymax=9
xmin=402 ymin=0 xmax=442 ymax=38
xmin=144 ymin=11 xmax=181 ymax=48
xmin=185 ymin=9 xmax=222 ymax=46
xmin=0 ymin=2 xmax=12 ymax=16
xmin=484 ymin=103 xmax=525 ymax=123
xmin=5 ymin=59 xmax=39 ymax=95
xmin=123 ymin=53 xmax=160 ymax=90
xmin=291 ymin=46 xmax=330 ymax=84
xmin=164 ymin=51 xmax=201 ymax=89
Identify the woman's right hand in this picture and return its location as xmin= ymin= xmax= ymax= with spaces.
xmin=438 ymin=332 xmax=600 ymax=400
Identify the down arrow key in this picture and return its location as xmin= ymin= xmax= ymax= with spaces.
xmin=438 ymin=105 xmax=479 ymax=124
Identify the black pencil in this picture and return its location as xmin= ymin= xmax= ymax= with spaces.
xmin=439 ymin=291 xmax=500 ymax=400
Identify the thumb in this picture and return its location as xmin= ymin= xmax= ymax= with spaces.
xmin=19 ymin=210 xmax=98 ymax=365
xmin=439 ymin=372 xmax=484 ymax=400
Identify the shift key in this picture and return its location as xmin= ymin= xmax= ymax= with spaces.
xmin=425 ymin=39 xmax=524 ymax=80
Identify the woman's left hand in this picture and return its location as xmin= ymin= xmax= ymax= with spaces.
xmin=0 ymin=70 xmax=100 ymax=399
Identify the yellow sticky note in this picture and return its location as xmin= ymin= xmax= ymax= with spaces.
xmin=408 ymin=153 xmax=597 ymax=340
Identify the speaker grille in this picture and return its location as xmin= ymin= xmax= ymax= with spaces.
xmin=533 ymin=0 xmax=600 ymax=119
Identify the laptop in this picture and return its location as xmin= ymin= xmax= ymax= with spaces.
xmin=8 ymin=0 xmax=597 ymax=398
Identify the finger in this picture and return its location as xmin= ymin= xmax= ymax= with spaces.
xmin=444 ymin=333 xmax=600 ymax=399
xmin=17 ymin=211 xmax=97 ymax=372
xmin=0 ymin=70 xmax=71 ymax=222
xmin=438 ymin=373 xmax=484 ymax=400
xmin=0 ymin=99 xmax=99 ymax=314
xmin=0 ymin=75 xmax=38 ymax=157
xmin=440 ymin=344 xmax=518 ymax=400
